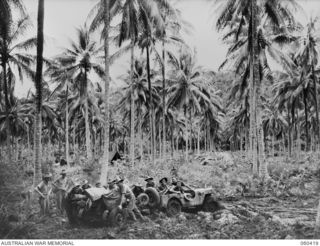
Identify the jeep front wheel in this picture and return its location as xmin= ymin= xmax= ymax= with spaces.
xmin=166 ymin=199 xmax=182 ymax=217
xmin=202 ymin=196 xmax=221 ymax=212
xmin=108 ymin=208 xmax=126 ymax=227
xmin=136 ymin=193 xmax=149 ymax=208
xmin=145 ymin=187 xmax=160 ymax=208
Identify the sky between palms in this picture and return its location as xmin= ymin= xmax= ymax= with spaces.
xmin=15 ymin=0 xmax=320 ymax=97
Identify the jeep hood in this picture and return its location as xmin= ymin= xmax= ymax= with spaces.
xmin=194 ymin=188 xmax=214 ymax=194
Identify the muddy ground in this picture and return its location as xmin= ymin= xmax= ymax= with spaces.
xmin=1 ymin=152 xmax=319 ymax=239
xmin=18 ymin=196 xmax=315 ymax=239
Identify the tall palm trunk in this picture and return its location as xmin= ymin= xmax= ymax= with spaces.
xmin=162 ymin=39 xmax=166 ymax=160
xmin=130 ymin=40 xmax=135 ymax=167
xmin=272 ymin=131 xmax=275 ymax=158
xmin=27 ymin=124 xmax=30 ymax=154
xmin=158 ymin=121 xmax=161 ymax=158
xmin=170 ymin=125 xmax=174 ymax=157
xmin=175 ymin=135 xmax=178 ymax=156
xmin=184 ymin=105 xmax=188 ymax=163
xmin=84 ymin=84 xmax=91 ymax=160
xmin=2 ymin=61 xmax=11 ymax=164
xmin=204 ymin=126 xmax=207 ymax=151
xmin=100 ymin=0 xmax=110 ymax=185
xmin=139 ymin=112 xmax=143 ymax=160
xmin=72 ymin=126 xmax=76 ymax=152
xmin=240 ymin=128 xmax=243 ymax=153
xmin=297 ymin=122 xmax=301 ymax=159
xmin=287 ymin=104 xmax=292 ymax=156
xmin=65 ymin=85 xmax=69 ymax=166
xmin=312 ymin=63 xmax=320 ymax=150
xmin=311 ymin=133 xmax=315 ymax=152
xmin=189 ymin=109 xmax=192 ymax=153
xmin=146 ymin=44 xmax=155 ymax=165
xmin=281 ymin=132 xmax=285 ymax=157
xmin=291 ymin=103 xmax=295 ymax=157
xmin=153 ymin=111 xmax=156 ymax=159
xmin=303 ymin=89 xmax=309 ymax=151
xmin=34 ymin=0 xmax=44 ymax=186
xmin=197 ymin=127 xmax=200 ymax=155
xmin=258 ymin=115 xmax=268 ymax=179
xmin=249 ymin=0 xmax=259 ymax=177
xmin=246 ymin=127 xmax=249 ymax=156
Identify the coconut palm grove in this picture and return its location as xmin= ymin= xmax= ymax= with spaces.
xmin=2 ymin=0 xmax=320 ymax=240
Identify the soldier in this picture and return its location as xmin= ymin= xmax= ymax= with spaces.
xmin=115 ymin=177 xmax=145 ymax=221
xmin=172 ymin=180 xmax=184 ymax=193
xmin=158 ymin=177 xmax=169 ymax=192
xmin=171 ymin=177 xmax=177 ymax=186
xmin=170 ymin=167 xmax=178 ymax=179
xmin=35 ymin=173 xmax=52 ymax=216
xmin=81 ymin=179 xmax=91 ymax=190
xmin=145 ymin=177 xmax=155 ymax=188
xmin=52 ymin=170 xmax=73 ymax=214
xmin=107 ymin=180 xmax=117 ymax=191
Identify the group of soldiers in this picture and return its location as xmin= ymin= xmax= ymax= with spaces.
xmin=104 ymin=174 xmax=185 ymax=221
xmin=33 ymin=167 xmax=181 ymax=221
xmin=145 ymin=176 xmax=186 ymax=193
xmin=34 ymin=170 xmax=73 ymax=216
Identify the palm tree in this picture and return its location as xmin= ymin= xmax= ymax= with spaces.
xmin=101 ymin=0 xmax=111 ymax=186
xmin=216 ymin=0 xmax=300 ymax=178
xmin=294 ymin=17 xmax=320 ymax=149
xmin=118 ymin=0 xmax=140 ymax=167
xmin=167 ymin=49 xmax=219 ymax=163
xmin=261 ymin=103 xmax=287 ymax=157
xmin=89 ymin=0 xmax=121 ymax=185
xmin=272 ymin=67 xmax=315 ymax=153
xmin=158 ymin=7 xmax=190 ymax=159
xmin=55 ymin=26 xmax=104 ymax=160
xmin=0 ymin=0 xmax=26 ymax=38
xmin=138 ymin=32 xmax=154 ymax=164
xmin=118 ymin=0 xmax=172 ymax=166
xmin=117 ymin=59 xmax=161 ymax=159
xmin=0 ymin=16 xmax=36 ymax=164
xmin=145 ymin=5 xmax=187 ymax=160
xmin=34 ymin=0 xmax=45 ymax=186
xmin=46 ymin=60 xmax=74 ymax=167
xmin=0 ymin=98 xmax=33 ymax=152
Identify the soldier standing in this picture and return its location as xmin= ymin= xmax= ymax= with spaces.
xmin=35 ymin=173 xmax=52 ymax=216
xmin=52 ymin=170 xmax=73 ymax=215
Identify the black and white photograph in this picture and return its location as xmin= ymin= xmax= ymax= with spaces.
xmin=1 ymin=0 xmax=320 ymax=241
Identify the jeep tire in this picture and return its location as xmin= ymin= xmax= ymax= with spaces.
xmin=108 ymin=207 xmax=126 ymax=227
xmin=166 ymin=199 xmax=182 ymax=217
xmin=145 ymin=187 xmax=160 ymax=208
xmin=202 ymin=196 xmax=221 ymax=212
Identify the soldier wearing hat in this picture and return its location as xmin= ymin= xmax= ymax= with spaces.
xmin=115 ymin=177 xmax=145 ymax=221
xmin=158 ymin=177 xmax=169 ymax=192
xmin=107 ymin=179 xmax=116 ymax=190
xmin=81 ymin=179 xmax=91 ymax=190
xmin=52 ymin=170 xmax=73 ymax=214
xmin=145 ymin=177 xmax=155 ymax=188
xmin=35 ymin=172 xmax=53 ymax=216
